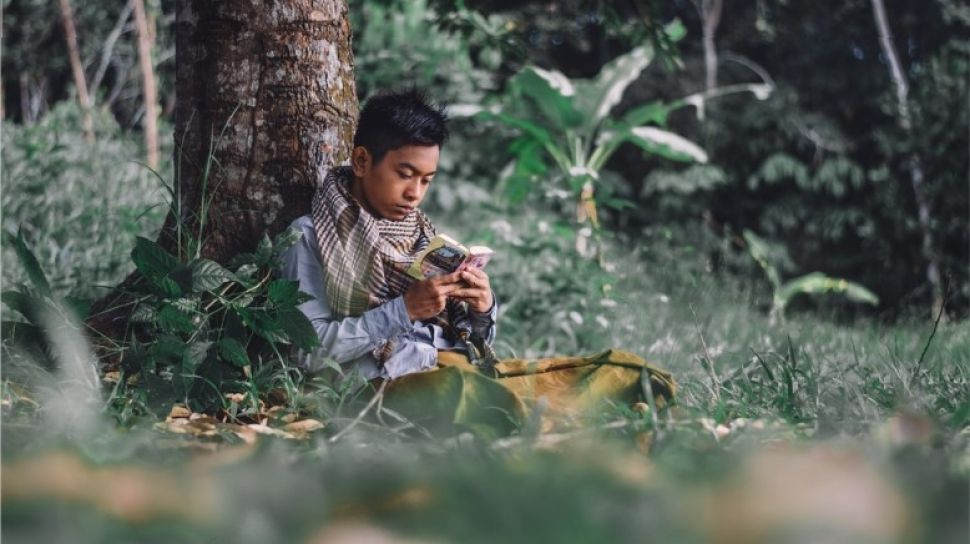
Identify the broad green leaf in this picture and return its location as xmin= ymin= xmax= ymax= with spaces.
xmin=480 ymin=111 xmax=553 ymax=145
xmin=278 ymin=308 xmax=320 ymax=352
xmin=510 ymin=66 xmax=583 ymax=130
xmin=131 ymin=237 xmax=180 ymax=279
xmin=504 ymin=174 xmax=531 ymax=204
xmin=190 ymin=258 xmax=235 ymax=293
xmin=130 ymin=303 xmax=157 ymax=324
xmin=234 ymin=263 xmax=260 ymax=286
xmin=626 ymin=126 xmax=708 ymax=163
xmin=251 ymin=311 xmax=289 ymax=344
xmin=272 ymin=227 xmax=303 ymax=257
xmin=254 ymin=234 xmax=273 ymax=266
xmin=575 ymin=45 xmax=655 ymax=128
xmin=12 ymin=228 xmax=52 ymax=297
xmin=620 ymin=101 xmax=670 ymax=128
xmin=171 ymin=297 xmax=199 ymax=313
xmin=157 ymin=304 xmax=195 ymax=335
xmin=218 ymin=337 xmax=250 ymax=368
xmin=182 ymin=340 xmax=213 ymax=373
xmin=268 ymin=279 xmax=299 ymax=306
xmin=148 ymin=335 xmax=186 ymax=368
xmin=777 ymin=273 xmax=879 ymax=308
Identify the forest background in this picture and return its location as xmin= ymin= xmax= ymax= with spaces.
xmin=1 ymin=1 xmax=968 ymax=543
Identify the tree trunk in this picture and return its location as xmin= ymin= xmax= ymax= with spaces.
xmin=699 ymin=0 xmax=723 ymax=91
xmin=57 ymin=0 xmax=95 ymax=141
xmin=870 ymin=0 xmax=944 ymax=319
xmin=88 ymin=0 xmax=358 ymax=339
xmin=132 ymin=0 xmax=160 ymax=170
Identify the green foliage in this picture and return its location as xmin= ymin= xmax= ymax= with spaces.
xmin=743 ymin=230 xmax=878 ymax=321
xmin=350 ymin=0 xmax=499 ymax=101
xmin=1 ymin=101 xmax=170 ymax=300
xmin=457 ymin=21 xmax=769 ymax=245
xmin=110 ymin=230 xmax=320 ymax=415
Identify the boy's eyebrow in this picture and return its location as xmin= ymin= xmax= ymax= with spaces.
xmin=397 ymin=161 xmax=436 ymax=176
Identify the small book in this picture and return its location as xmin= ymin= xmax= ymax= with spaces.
xmin=407 ymin=234 xmax=495 ymax=280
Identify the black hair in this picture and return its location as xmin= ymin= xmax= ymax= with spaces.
xmin=353 ymin=89 xmax=449 ymax=164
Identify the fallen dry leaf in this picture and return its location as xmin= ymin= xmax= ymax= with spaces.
xmin=283 ymin=419 xmax=326 ymax=434
xmin=167 ymin=404 xmax=192 ymax=420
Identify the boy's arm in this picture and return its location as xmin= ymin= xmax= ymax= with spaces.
xmin=279 ymin=219 xmax=415 ymax=365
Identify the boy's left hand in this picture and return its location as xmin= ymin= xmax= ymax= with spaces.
xmin=449 ymin=267 xmax=493 ymax=313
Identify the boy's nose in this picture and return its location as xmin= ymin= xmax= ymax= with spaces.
xmin=403 ymin=181 xmax=421 ymax=201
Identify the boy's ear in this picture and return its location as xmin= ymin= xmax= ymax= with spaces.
xmin=351 ymin=146 xmax=370 ymax=177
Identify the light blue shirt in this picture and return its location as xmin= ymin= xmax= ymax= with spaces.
xmin=279 ymin=215 xmax=497 ymax=380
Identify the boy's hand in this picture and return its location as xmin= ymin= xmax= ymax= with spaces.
xmin=450 ymin=268 xmax=493 ymax=313
xmin=403 ymin=271 xmax=462 ymax=321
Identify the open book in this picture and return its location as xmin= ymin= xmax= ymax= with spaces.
xmin=406 ymin=234 xmax=495 ymax=280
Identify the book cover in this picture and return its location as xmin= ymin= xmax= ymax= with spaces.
xmin=407 ymin=234 xmax=495 ymax=280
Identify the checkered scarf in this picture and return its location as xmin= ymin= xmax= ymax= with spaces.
xmin=311 ymin=166 xmax=469 ymax=359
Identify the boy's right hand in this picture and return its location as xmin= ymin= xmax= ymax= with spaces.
xmin=403 ymin=271 xmax=462 ymax=321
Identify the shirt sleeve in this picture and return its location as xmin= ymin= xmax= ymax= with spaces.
xmin=278 ymin=219 xmax=415 ymax=365
xmin=468 ymin=292 xmax=498 ymax=344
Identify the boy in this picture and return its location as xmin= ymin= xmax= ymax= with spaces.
xmin=280 ymin=90 xmax=496 ymax=380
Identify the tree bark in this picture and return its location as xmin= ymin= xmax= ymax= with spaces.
xmin=57 ymin=0 xmax=95 ymax=141
xmin=870 ymin=0 xmax=944 ymax=318
xmin=133 ymin=0 xmax=160 ymax=170
xmin=88 ymin=0 xmax=358 ymax=339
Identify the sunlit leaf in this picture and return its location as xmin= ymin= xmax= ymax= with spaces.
xmin=575 ymin=45 xmax=655 ymax=128
xmin=777 ymin=273 xmax=879 ymax=308
xmin=510 ymin=66 xmax=583 ymax=129
xmin=190 ymin=258 xmax=235 ymax=293
xmin=627 ymin=126 xmax=708 ymax=163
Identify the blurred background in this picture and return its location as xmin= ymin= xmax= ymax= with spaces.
xmin=2 ymin=0 xmax=967 ymax=320
xmin=1 ymin=1 xmax=968 ymax=543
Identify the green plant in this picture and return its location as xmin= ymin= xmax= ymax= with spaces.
xmin=742 ymin=229 xmax=879 ymax=321
xmin=1 ymin=225 xmax=328 ymax=421
xmin=111 ymin=230 xmax=325 ymax=417
xmin=456 ymin=20 xmax=770 ymax=252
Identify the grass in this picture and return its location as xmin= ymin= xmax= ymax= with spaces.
xmin=1 ymin=115 xmax=968 ymax=543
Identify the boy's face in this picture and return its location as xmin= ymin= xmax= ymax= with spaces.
xmin=351 ymin=144 xmax=439 ymax=221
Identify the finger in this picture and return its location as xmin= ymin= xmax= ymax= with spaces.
xmin=449 ymin=288 xmax=483 ymax=299
xmin=462 ymin=267 xmax=488 ymax=281
xmin=437 ymin=282 xmax=463 ymax=295
xmin=433 ymin=271 xmax=463 ymax=285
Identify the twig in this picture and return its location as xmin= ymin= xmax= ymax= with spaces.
xmin=913 ymin=279 xmax=949 ymax=379
xmin=328 ymin=380 xmax=386 ymax=443
xmin=689 ymin=303 xmax=721 ymax=404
